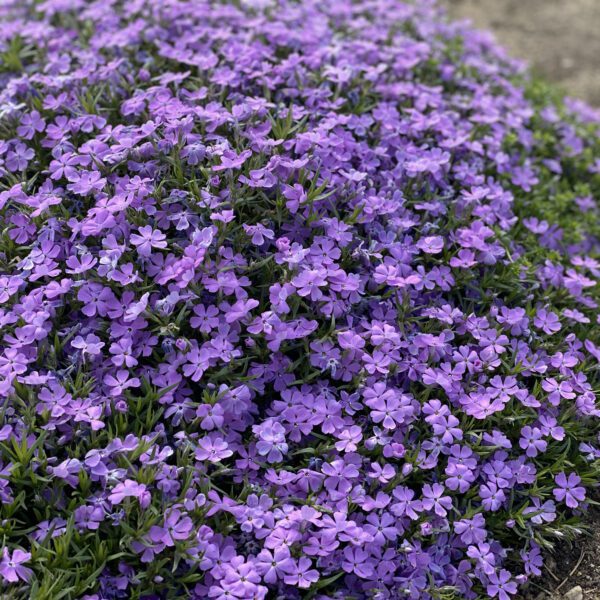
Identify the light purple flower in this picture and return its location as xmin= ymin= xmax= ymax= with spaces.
xmin=0 ymin=548 xmax=32 ymax=583
xmin=553 ymin=472 xmax=586 ymax=508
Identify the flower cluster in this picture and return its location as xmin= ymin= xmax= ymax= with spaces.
xmin=0 ymin=0 xmax=599 ymax=598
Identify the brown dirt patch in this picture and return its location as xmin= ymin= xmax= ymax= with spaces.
xmin=531 ymin=506 xmax=600 ymax=599
xmin=441 ymin=0 xmax=600 ymax=105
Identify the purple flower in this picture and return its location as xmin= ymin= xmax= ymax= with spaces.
xmin=523 ymin=497 xmax=556 ymax=524
xmin=342 ymin=546 xmax=373 ymax=578
xmin=521 ymin=543 xmax=543 ymax=577
xmin=181 ymin=142 xmax=206 ymax=165
xmin=48 ymin=458 xmax=82 ymax=487
xmin=17 ymin=110 xmax=45 ymax=139
xmin=149 ymin=509 xmax=193 ymax=546
xmin=335 ymin=426 xmax=362 ymax=452
xmin=553 ymin=472 xmax=586 ymax=508
xmin=67 ymin=170 xmax=106 ymax=196
xmin=6 ymin=143 xmax=34 ymax=171
xmin=222 ymin=557 xmax=262 ymax=597
xmin=0 ymin=548 xmax=32 ymax=583
xmin=254 ymin=420 xmax=288 ymax=463
xmin=195 ymin=436 xmax=233 ymax=463
xmin=454 ymin=513 xmax=487 ymax=545
xmin=497 ymin=307 xmax=529 ymax=336
xmin=103 ymin=370 xmax=141 ymax=396
xmin=196 ymin=403 xmax=225 ymax=430
xmin=479 ymin=483 xmax=506 ymax=512
xmin=364 ymin=385 xmax=409 ymax=430
xmin=281 ymin=183 xmax=307 ymax=214
xmin=212 ymin=149 xmax=252 ymax=172
xmin=72 ymin=334 xmax=105 ymax=359
xmin=487 ymin=569 xmax=518 ymax=600
xmin=254 ymin=547 xmax=294 ymax=583
xmin=422 ymin=483 xmax=452 ymax=517
xmin=416 ymin=235 xmax=444 ymax=254
xmin=130 ymin=226 xmax=168 ymax=257
xmin=243 ymin=223 xmax=274 ymax=246
xmin=108 ymin=480 xmax=150 ymax=509
xmin=292 ymin=269 xmax=327 ymax=301
xmin=283 ymin=557 xmax=319 ymax=589
xmin=533 ymin=308 xmax=561 ymax=335
xmin=467 ymin=542 xmax=496 ymax=575
xmin=519 ymin=426 xmax=547 ymax=458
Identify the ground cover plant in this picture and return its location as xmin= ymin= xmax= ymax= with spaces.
xmin=0 ymin=0 xmax=599 ymax=598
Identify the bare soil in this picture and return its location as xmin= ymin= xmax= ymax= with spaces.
xmin=442 ymin=0 xmax=600 ymax=105
xmin=532 ymin=506 xmax=600 ymax=599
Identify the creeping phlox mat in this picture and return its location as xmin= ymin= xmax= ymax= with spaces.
xmin=0 ymin=1 xmax=598 ymax=599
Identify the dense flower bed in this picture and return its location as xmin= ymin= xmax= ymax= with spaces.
xmin=0 ymin=0 xmax=599 ymax=598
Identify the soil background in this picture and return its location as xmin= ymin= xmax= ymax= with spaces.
xmin=442 ymin=2 xmax=600 ymax=598
xmin=442 ymin=0 xmax=600 ymax=106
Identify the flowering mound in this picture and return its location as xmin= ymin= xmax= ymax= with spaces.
xmin=0 ymin=0 xmax=599 ymax=598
